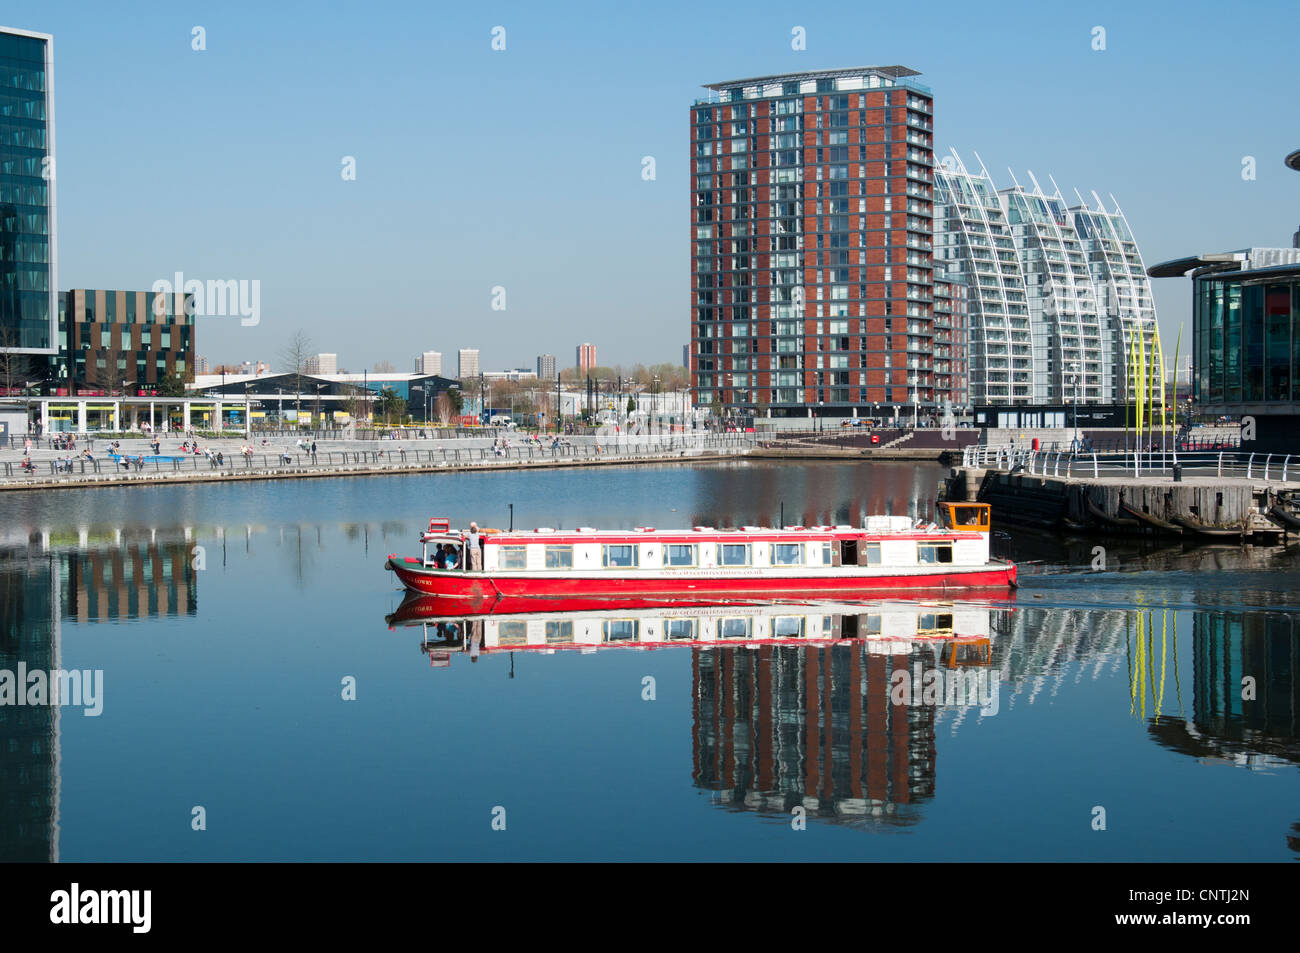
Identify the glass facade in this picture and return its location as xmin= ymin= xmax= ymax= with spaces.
xmin=0 ymin=29 xmax=55 ymax=352
xmin=1195 ymin=269 xmax=1300 ymax=406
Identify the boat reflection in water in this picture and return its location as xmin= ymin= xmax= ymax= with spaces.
xmin=387 ymin=594 xmax=1008 ymax=828
xmin=386 ymin=594 xmax=1000 ymax=659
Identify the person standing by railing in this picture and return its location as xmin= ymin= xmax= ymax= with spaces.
xmin=466 ymin=522 xmax=483 ymax=572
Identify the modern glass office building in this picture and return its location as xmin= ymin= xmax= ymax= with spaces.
xmin=1154 ymin=249 xmax=1300 ymax=405
xmin=689 ymin=66 xmax=937 ymax=419
xmin=0 ymin=27 xmax=56 ymax=355
xmin=935 ymin=152 xmax=1158 ymax=406
xmin=1148 ymin=151 xmax=1300 ymax=452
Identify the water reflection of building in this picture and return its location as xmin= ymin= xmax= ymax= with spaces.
xmin=1147 ymin=612 xmax=1299 ymax=770
xmin=0 ymin=532 xmax=198 ymax=861
xmin=61 ymin=539 xmax=197 ymax=621
xmin=0 ymin=555 xmax=60 ymax=861
xmin=693 ymin=642 xmax=937 ymax=828
xmin=391 ymin=598 xmax=999 ymax=829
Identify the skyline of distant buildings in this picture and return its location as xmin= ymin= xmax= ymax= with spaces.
xmin=456 ymin=348 xmax=479 ymax=379
xmin=305 ymin=352 xmax=337 ymax=375
xmin=414 ymin=350 xmax=442 ymax=376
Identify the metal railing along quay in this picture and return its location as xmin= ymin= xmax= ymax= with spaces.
xmin=1 ymin=434 xmax=757 ymax=484
xmin=961 ymin=444 xmax=1300 ymax=483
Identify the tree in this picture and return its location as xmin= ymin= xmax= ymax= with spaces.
xmin=377 ymin=386 xmax=405 ymax=425
xmin=0 ymin=327 xmax=30 ymax=398
xmin=155 ymin=372 xmax=188 ymax=398
xmin=278 ymin=329 xmax=313 ymax=421
xmin=372 ymin=360 xmax=396 ymax=373
xmin=98 ymin=354 xmax=130 ymax=397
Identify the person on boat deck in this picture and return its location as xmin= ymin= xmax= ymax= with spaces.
xmin=467 ymin=522 xmax=482 ymax=571
xmin=433 ymin=544 xmax=447 ymax=569
xmin=444 ymin=546 xmax=459 ymax=570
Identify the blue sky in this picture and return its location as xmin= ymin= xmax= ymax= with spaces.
xmin=13 ymin=0 xmax=1300 ymax=372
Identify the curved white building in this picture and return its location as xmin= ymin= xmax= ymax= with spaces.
xmin=935 ymin=150 xmax=1159 ymax=405
xmin=933 ymin=153 xmax=1032 ymax=404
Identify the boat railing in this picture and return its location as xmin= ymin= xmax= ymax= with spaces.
xmin=960 ymin=444 xmax=1300 ymax=483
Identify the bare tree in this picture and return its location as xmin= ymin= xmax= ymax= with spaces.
xmin=0 ymin=327 xmax=30 ymax=399
xmin=279 ymin=329 xmax=314 ymax=422
xmin=434 ymin=392 xmax=454 ymax=425
xmin=99 ymin=354 xmax=130 ymax=398
xmin=372 ymin=360 xmax=396 ymax=373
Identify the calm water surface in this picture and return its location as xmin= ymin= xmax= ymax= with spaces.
xmin=2 ymin=461 xmax=1297 ymax=861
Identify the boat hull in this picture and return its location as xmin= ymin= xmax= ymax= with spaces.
xmin=385 ymin=556 xmax=1017 ymax=613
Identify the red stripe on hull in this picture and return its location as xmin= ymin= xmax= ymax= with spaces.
xmin=386 ymin=558 xmax=1016 ymax=614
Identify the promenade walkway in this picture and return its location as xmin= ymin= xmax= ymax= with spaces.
xmin=0 ymin=432 xmax=756 ymax=490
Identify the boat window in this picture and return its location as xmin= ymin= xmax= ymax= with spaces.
xmin=719 ymin=617 xmax=752 ymax=638
xmin=865 ymin=614 xmax=882 ymax=634
xmin=863 ymin=542 xmax=882 ymax=565
xmin=545 ymin=620 xmax=573 ymax=644
xmin=770 ymin=543 xmax=802 ymax=566
xmin=664 ymin=544 xmax=698 ymax=567
xmin=603 ymin=544 xmax=638 ymax=568
xmin=544 ymin=545 xmax=573 ymax=569
xmin=665 ymin=618 xmax=697 ymax=640
xmin=717 ymin=543 xmax=751 ymax=566
xmin=773 ymin=616 xmax=804 ymax=637
xmin=821 ymin=541 xmax=834 ymax=565
xmin=602 ymin=619 xmax=638 ymax=641
xmin=917 ymin=542 xmax=954 ymax=564
xmin=918 ymin=613 xmax=954 ymax=634
xmin=499 ymin=545 xmax=527 ymax=570
xmin=497 ymin=621 xmax=528 ymax=645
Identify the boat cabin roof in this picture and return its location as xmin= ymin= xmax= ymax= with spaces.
xmin=422 ymin=524 xmax=981 ymax=544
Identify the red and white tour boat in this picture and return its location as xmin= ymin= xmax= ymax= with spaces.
xmin=384 ymin=502 xmax=1016 ymax=613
